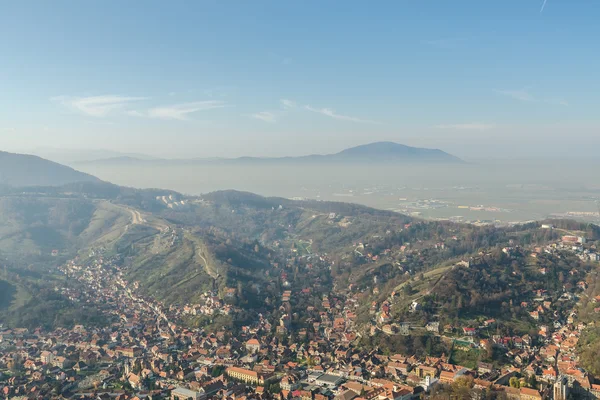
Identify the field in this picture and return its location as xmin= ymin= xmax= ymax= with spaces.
xmin=449 ymin=347 xmax=481 ymax=369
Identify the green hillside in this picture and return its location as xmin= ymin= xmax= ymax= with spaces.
xmin=0 ymin=182 xmax=598 ymax=334
xmin=0 ymin=279 xmax=17 ymax=310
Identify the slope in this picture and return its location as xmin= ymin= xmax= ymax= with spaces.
xmin=0 ymin=151 xmax=101 ymax=186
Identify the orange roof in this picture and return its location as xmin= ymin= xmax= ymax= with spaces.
xmin=520 ymin=387 xmax=541 ymax=398
xmin=440 ymin=371 xmax=455 ymax=380
xmin=227 ymin=366 xmax=259 ymax=378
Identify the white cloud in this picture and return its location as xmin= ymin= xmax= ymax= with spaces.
xmin=51 ymin=95 xmax=148 ymax=117
xmin=250 ymin=111 xmax=277 ymax=123
xmin=435 ymin=122 xmax=495 ymax=131
xmin=304 ymin=105 xmax=380 ymax=124
xmin=280 ymin=99 xmax=296 ymax=109
xmin=146 ymin=101 xmax=227 ymax=120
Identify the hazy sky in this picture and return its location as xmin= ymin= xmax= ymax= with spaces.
xmin=1 ymin=1 xmax=599 ymax=159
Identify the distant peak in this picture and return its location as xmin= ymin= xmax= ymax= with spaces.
xmin=333 ymin=142 xmax=462 ymax=162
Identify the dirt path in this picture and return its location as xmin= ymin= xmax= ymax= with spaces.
xmin=184 ymin=231 xmax=219 ymax=279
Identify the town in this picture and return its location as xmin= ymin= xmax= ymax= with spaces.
xmin=1 ymin=227 xmax=600 ymax=400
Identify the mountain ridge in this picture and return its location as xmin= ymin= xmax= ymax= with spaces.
xmin=72 ymin=142 xmax=464 ymax=166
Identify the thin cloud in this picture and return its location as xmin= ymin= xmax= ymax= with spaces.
xmin=51 ymin=95 xmax=148 ymax=117
xmin=146 ymin=101 xmax=227 ymax=120
xmin=250 ymin=111 xmax=276 ymax=123
xmin=125 ymin=110 xmax=145 ymax=117
xmin=203 ymin=87 xmax=234 ymax=98
xmin=494 ymin=89 xmax=535 ymax=102
xmin=435 ymin=122 xmax=495 ymax=131
xmin=280 ymin=99 xmax=296 ymax=109
xmin=544 ymin=98 xmax=569 ymax=106
xmin=540 ymin=0 xmax=548 ymax=12
xmin=304 ymin=105 xmax=380 ymax=124
xmin=495 ymin=88 xmax=568 ymax=106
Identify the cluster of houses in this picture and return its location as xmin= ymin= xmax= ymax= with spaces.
xmin=2 ymin=225 xmax=600 ymax=400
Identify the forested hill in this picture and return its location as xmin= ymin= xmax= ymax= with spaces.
xmin=0 ymin=181 xmax=598 ymax=333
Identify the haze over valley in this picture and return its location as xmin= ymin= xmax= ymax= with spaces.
xmin=64 ymin=147 xmax=600 ymax=225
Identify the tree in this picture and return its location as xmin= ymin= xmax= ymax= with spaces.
xmin=485 ymin=340 xmax=494 ymax=360
xmin=452 ymin=376 xmax=474 ymax=398
xmin=509 ymin=377 xmax=521 ymax=388
xmin=527 ymin=373 xmax=537 ymax=388
xmin=268 ymin=383 xmax=281 ymax=394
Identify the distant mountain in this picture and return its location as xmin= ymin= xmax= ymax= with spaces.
xmin=73 ymin=156 xmax=164 ymax=166
xmin=328 ymin=142 xmax=463 ymax=163
xmin=22 ymin=147 xmax=159 ymax=165
xmin=74 ymin=142 xmax=463 ymax=166
xmin=0 ymin=151 xmax=101 ymax=187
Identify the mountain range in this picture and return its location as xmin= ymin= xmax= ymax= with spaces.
xmin=0 ymin=142 xmax=461 ymax=188
xmin=22 ymin=147 xmax=160 ymax=164
xmin=70 ymin=142 xmax=464 ymax=167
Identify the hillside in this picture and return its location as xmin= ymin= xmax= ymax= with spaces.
xmin=0 ymin=151 xmax=100 ymax=186
xmin=384 ymin=248 xmax=590 ymax=332
xmin=1 ymin=182 xmax=598 ymax=338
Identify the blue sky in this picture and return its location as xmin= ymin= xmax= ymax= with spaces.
xmin=1 ymin=0 xmax=599 ymax=158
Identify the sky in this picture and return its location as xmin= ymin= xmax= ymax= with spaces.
xmin=1 ymin=0 xmax=599 ymax=159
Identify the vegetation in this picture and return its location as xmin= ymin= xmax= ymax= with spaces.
xmin=578 ymin=327 xmax=600 ymax=376
xmin=0 ymin=182 xmax=597 ymax=337
xmin=382 ymin=247 xmax=588 ymax=336
xmin=1 ymin=289 xmax=107 ymax=330
xmin=0 ymin=279 xmax=16 ymax=309
xmin=577 ymin=266 xmax=600 ymax=375
xmin=359 ymin=332 xmax=447 ymax=358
